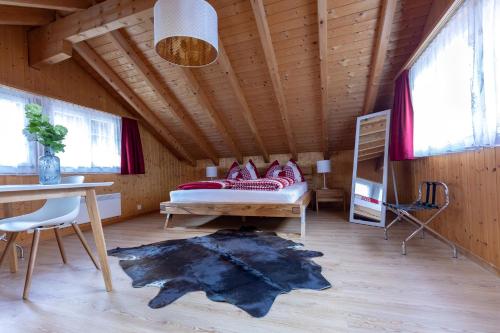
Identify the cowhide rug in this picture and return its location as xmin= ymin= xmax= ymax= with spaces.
xmin=108 ymin=228 xmax=331 ymax=317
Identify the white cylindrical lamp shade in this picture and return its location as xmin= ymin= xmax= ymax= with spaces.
xmin=154 ymin=0 xmax=219 ymax=67
xmin=316 ymin=160 xmax=331 ymax=174
xmin=206 ymin=166 xmax=218 ymax=178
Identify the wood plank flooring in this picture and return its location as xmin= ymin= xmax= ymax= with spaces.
xmin=1 ymin=211 xmax=499 ymax=333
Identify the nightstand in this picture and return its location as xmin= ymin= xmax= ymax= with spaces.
xmin=315 ymin=188 xmax=346 ymax=213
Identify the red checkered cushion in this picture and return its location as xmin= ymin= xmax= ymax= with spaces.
xmin=225 ymin=161 xmax=241 ymax=180
xmin=240 ymin=159 xmax=259 ymax=180
xmin=281 ymin=165 xmax=295 ymax=179
xmin=264 ymin=160 xmax=282 ymax=178
xmin=286 ymin=159 xmax=305 ymax=182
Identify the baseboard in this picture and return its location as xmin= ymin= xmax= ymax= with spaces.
xmin=425 ymin=229 xmax=500 ymax=278
xmin=454 ymin=243 xmax=500 ymax=278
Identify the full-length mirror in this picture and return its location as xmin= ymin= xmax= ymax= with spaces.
xmin=350 ymin=110 xmax=391 ymax=227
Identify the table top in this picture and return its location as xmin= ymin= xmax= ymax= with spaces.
xmin=0 ymin=182 xmax=114 ymax=193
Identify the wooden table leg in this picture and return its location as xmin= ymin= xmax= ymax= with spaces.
xmin=85 ymin=189 xmax=113 ymax=292
xmin=9 ymin=240 xmax=18 ymax=273
xmin=2 ymin=203 xmax=18 ymax=273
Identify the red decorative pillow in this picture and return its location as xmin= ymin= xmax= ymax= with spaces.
xmin=264 ymin=160 xmax=282 ymax=178
xmin=225 ymin=161 xmax=241 ymax=180
xmin=286 ymin=159 xmax=305 ymax=182
xmin=281 ymin=165 xmax=295 ymax=179
xmin=240 ymin=159 xmax=259 ymax=180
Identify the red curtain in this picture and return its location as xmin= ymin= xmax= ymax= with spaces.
xmin=121 ymin=117 xmax=145 ymax=175
xmin=389 ymin=70 xmax=414 ymax=161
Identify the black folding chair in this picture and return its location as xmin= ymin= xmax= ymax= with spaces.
xmin=383 ymin=181 xmax=457 ymax=257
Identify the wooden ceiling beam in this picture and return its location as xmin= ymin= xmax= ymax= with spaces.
xmin=217 ymin=40 xmax=270 ymax=163
xmin=108 ymin=30 xmax=220 ymax=165
xmin=179 ymin=67 xmax=244 ymax=164
xmin=0 ymin=5 xmax=54 ymax=25
xmin=317 ymin=0 xmax=329 ymax=159
xmin=73 ymin=41 xmax=196 ymax=166
xmin=362 ymin=0 xmax=397 ymax=115
xmin=28 ymin=0 xmax=155 ymax=68
xmin=0 ymin=0 xmax=91 ymax=11
xmin=250 ymin=0 xmax=297 ymax=160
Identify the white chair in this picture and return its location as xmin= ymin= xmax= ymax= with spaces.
xmin=0 ymin=176 xmax=100 ymax=299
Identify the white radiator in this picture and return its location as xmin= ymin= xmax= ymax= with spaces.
xmin=75 ymin=192 xmax=122 ymax=224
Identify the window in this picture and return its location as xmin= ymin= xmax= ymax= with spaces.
xmin=409 ymin=0 xmax=500 ymax=157
xmin=0 ymin=85 xmax=121 ymax=174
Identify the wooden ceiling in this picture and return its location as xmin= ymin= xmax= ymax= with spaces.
xmin=0 ymin=0 xmax=434 ymax=165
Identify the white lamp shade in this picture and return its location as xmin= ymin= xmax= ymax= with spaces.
xmin=154 ymin=0 xmax=219 ymax=67
xmin=206 ymin=166 xmax=218 ymax=178
xmin=316 ymin=160 xmax=331 ymax=174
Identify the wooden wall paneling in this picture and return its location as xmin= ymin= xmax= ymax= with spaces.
xmin=0 ymin=0 xmax=91 ymax=11
xmin=362 ymin=0 xmax=397 ymax=115
xmin=318 ymin=0 xmax=329 ymax=157
xmin=179 ymin=67 xmax=243 ymax=163
xmin=212 ymin=1 xmax=289 ymax=155
xmin=116 ymin=20 xmax=231 ymax=159
xmin=0 ymin=5 xmax=54 ymax=26
xmin=374 ymin=0 xmax=433 ymax=110
xmin=107 ymin=30 xmax=220 ymax=165
xmin=394 ymin=0 xmax=463 ymax=80
xmin=421 ymin=0 xmax=454 ymax=37
xmin=250 ymin=0 xmax=298 ymax=159
xmin=28 ymin=0 xmax=155 ymax=67
xmin=265 ymin=3 xmax=323 ymax=154
xmin=73 ymin=41 xmax=196 ymax=165
xmin=216 ymin=40 xmax=270 ymax=162
xmin=397 ymin=147 xmax=500 ymax=272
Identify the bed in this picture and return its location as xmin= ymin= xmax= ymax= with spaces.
xmin=160 ymin=181 xmax=312 ymax=238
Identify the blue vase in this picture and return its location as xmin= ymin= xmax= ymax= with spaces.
xmin=39 ymin=147 xmax=61 ymax=185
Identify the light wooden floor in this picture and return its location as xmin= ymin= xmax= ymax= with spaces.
xmin=1 ymin=210 xmax=499 ymax=333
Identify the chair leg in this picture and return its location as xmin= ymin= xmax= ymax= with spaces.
xmin=0 ymin=232 xmax=19 ymax=269
xmin=23 ymin=229 xmax=41 ymax=300
xmin=384 ymin=215 xmax=401 ymax=240
xmin=54 ymin=228 xmax=67 ymax=264
xmin=71 ymin=223 xmax=100 ymax=270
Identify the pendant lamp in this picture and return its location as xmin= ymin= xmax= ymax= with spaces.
xmin=154 ymin=0 xmax=219 ymax=67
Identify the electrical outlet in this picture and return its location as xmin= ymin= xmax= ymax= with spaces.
xmin=137 ymin=204 xmax=142 ymax=211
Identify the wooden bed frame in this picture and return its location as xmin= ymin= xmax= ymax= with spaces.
xmin=160 ymin=190 xmax=312 ymax=238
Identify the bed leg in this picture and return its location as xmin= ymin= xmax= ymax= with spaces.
xmin=300 ymin=206 xmax=306 ymax=239
xmin=164 ymin=214 xmax=172 ymax=230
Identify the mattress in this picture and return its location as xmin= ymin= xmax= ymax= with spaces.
xmin=170 ymin=181 xmax=308 ymax=204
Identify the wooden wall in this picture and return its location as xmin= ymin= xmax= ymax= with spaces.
xmin=0 ymin=26 xmax=196 ymax=243
xmin=394 ymin=147 xmax=500 ymax=272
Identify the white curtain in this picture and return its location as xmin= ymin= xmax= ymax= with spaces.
xmin=410 ymin=0 xmax=500 ymax=157
xmin=0 ymin=87 xmax=37 ymax=174
xmin=0 ymin=85 xmax=121 ymax=174
xmin=51 ymin=101 xmax=121 ymax=173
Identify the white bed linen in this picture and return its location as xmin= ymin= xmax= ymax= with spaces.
xmin=170 ymin=181 xmax=308 ymax=204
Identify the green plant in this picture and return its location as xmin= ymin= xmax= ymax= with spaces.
xmin=24 ymin=103 xmax=68 ymax=154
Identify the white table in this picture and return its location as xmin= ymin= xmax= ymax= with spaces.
xmin=0 ymin=182 xmax=114 ymax=292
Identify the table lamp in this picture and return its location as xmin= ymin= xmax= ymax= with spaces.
xmin=206 ymin=166 xmax=218 ymax=180
xmin=316 ymin=160 xmax=331 ymax=189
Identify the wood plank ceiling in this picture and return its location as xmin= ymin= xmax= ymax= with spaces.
xmin=1 ymin=0 xmax=433 ymax=163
